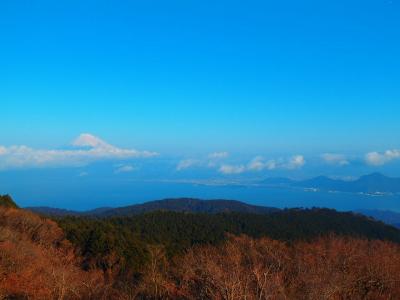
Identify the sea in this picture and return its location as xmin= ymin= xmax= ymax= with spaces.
xmin=4 ymin=179 xmax=400 ymax=212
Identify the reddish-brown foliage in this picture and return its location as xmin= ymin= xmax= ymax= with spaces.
xmin=291 ymin=236 xmax=400 ymax=299
xmin=1 ymin=206 xmax=400 ymax=299
xmin=0 ymin=207 xmax=110 ymax=299
xmin=168 ymin=235 xmax=400 ymax=300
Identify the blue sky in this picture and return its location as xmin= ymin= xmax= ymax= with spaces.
xmin=1 ymin=1 xmax=400 ymax=207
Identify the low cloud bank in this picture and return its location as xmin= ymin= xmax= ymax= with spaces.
xmin=0 ymin=134 xmax=157 ymax=170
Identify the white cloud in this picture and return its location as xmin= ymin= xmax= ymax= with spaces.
xmin=246 ymin=155 xmax=305 ymax=172
xmin=177 ymin=152 xmax=230 ymax=170
xmin=218 ymin=155 xmax=305 ymax=175
xmin=0 ymin=146 xmax=7 ymax=155
xmin=321 ymin=153 xmax=349 ymax=166
xmin=286 ymin=155 xmax=306 ymax=169
xmin=176 ymin=159 xmax=200 ymax=171
xmin=247 ymin=156 xmax=277 ymax=171
xmin=208 ymin=152 xmax=229 ymax=159
xmin=78 ymin=171 xmax=89 ymax=177
xmin=366 ymin=152 xmax=385 ymax=166
xmin=219 ymin=164 xmax=246 ymax=174
xmin=114 ymin=164 xmax=135 ymax=174
xmin=365 ymin=150 xmax=400 ymax=166
xmin=0 ymin=134 xmax=158 ymax=170
xmin=207 ymin=151 xmax=229 ymax=167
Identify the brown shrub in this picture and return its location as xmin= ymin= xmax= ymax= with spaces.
xmin=1 ymin=206 xmax=400 ymax=299
xmin=0 ymin=207 xmax=109 ymax=299
xmin=291 ymin=236 xmax=400 ymax=300
xmin=174 ymin=235 xmax=290 ymax=299
xmin=170 ymin=235 xmax=400 ymax=300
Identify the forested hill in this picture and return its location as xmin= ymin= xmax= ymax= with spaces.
xmin=57 ymin=208 xmax=400 ymax=275
xmin=3 ymin=195 xmax=400 ymax=298
xmin=356 ymin=209 xmax=400 ymax=228
xmin=97 ymin=198 xmax=279 ymax=216
xmin=27 ymin=198 xmax=279 ymax=217
xmin=0 ymin=194 xmax=19 ymax=208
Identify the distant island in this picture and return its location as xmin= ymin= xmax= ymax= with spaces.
xmin=261 ymin=172 xmax=400 ymax=195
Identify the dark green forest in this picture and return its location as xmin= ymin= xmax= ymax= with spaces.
xmin=57 ymin=208 xmax=400 ymax=274
xmin=0 ymin=194 xmax=19 ymax=209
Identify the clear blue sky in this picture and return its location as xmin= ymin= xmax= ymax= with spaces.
xmin=1 ymin=1 xmax=400 ymax=208
xmin=2 ymin=0 xmax=399 ymax=154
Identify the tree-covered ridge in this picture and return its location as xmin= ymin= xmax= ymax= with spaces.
xmin=1 ymin=196 xmax=400 ymax=299
xmin=98 ymin=198 xmax=279 ymax=216
xmin=357 ymin=209 xmax=400 ymax=228
xmin=0 ymin=194 xmax=18 ymax=208
xmin=27 ymin=198 xmax=279 ymax=217
xmin=57 ymin=208 xmax=400 ymax=275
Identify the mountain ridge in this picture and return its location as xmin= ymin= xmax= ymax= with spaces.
xmin=356 ymin=209 xmax=400 ymax=228
xmin=27 ymin=198 xmax=279 ymax=217
xmin=262 ymin=172 xmax=400 ymax=193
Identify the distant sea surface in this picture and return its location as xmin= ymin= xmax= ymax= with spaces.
xmin=5 ymin=180 xmax=400 ymax=212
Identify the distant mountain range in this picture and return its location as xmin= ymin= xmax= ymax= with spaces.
xmin=356 ymin=209 xmax=400 ymax=229
xmin=25 ymin=206 xmax=114 ymax=217
xmin=27 ymin=198 xmax=279 ymax=217
xmin=262 ymin=172 xmax=400 ymax=194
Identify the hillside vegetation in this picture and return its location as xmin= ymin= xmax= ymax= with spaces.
xmin=57 ymin=208 xmax=400 ymax=276
xmin=27 ymin=198 xmax=279 ymax=217
xmin=0 ymin=194 xmax=18 ymax=208
xmin=0 ymin=205 xmax=109 ymax=299
xmin=1 ymin=195 xmax=400 ymax=299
